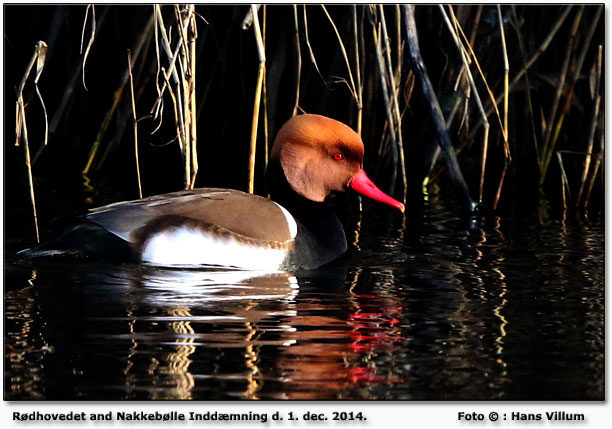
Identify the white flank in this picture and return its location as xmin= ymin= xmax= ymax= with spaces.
xmin=141 ymin=226 xmax=288 ymax=271
xmin=273 ymin=202 xmax=298 ymax=238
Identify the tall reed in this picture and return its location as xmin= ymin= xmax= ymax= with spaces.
xmin=15 ymin=41 xmax=48 ymax=242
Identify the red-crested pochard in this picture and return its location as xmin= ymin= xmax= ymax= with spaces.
xmin=24 ymin=114 xmax=404 ymax=270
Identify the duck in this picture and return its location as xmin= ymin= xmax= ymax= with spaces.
xmin=23 ymin=114 xmax=404 ymax=270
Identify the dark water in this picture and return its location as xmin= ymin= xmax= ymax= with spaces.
xmin=4 ymin=196 xmax=604 ymax=400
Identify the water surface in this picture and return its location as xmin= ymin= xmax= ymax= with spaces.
xmin=4 ymin=197 xmax=604 ymax=400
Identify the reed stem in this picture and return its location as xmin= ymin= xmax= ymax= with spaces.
xmin=80 ymin=4 xmax=96 ymax=90
xmin=262 ymin=5 xmax=269 ymax=170
xmin=403 ymin=5 xmax=475 ymax=212
xmin=442 ymin=5 xmax=490 ymax=203
xmin=371 ymin=15 xmax=398 ymax=194
xmin=352 ymin=5 xmax=363 ymax=135
xmin=292 ymin=5 xmax=301 ymax=117
xmin=379 ymin=5 xmax=406 ymax=203
xmin=493 ymin=5 xmax=510 ymax=210
xmin=539 ymin=7 xmax=582 ymax=171
xmin=577 ymin=44 xmax=602 ymax=206
xmin=583 ymin=130 xmax=603 ymax=208
xmin=540 ymin=5 xmax=601 ymax=185
xmin=556 ymin=152 xmax=569 ymax=210
xmin=247 ymin=4 xmax=266 ymax=194
xmin=15 ymin=41 xmax=48 ymax=243
xmin=127 ymin=50 xmax=143 ymax=199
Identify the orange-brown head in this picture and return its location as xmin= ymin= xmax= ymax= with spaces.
xmin=271 ymin=114 xmax=404 ymax=212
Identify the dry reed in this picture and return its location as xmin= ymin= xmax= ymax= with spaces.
xmin=492 ymin=5 xmax=510 ymax=210
xmin=80 ymin=4 xmax=96 ymax=90
xmin=291 ymin=5 xmax=301 ymax=117
xmin=15 ymin=41 xmax=48 ymax=243
xmin=246 ymin=5 xmax=266 ymax=194
xmin=440 ymin=5 xmax=490 ymax=203
xmin=378 ymin=5 xmax=407 ymax=204
xmin=127 ymin=50 xmax=143 ymax=199
xmin=150 ymin=4 xmax=199 ymax=190
xmin=540 ymin=5 xmax=602 ymax=185
xmin=577 ymin=44 xmax=602 ymax=207
xmin=372 ymin=18 xmax=399 ymax=194
xmin=556 ymin=152 xmax=570 ymax=209
xmin=352 ymin=5 xmax=363 ymax=135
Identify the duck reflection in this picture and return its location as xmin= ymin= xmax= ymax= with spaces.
xmin=119 ymin=264 xmax=405 ymax=400
xmin=6 ymin=258 xmax=409 ymax=400
xmin=122 ymin=267 xmax=302 ymax=400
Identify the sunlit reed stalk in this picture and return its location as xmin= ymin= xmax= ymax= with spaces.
xmin=540 ymin=5 xmax=601 ymax=186
xmin=583 ymin=129 xmax=603 ymax=208
xmin=508 ymin=6 xmax=539 ymax=165
xmin=556 ymin=152 xmax=570 ymax=210
xmin=497 ymin=6 xmax=509 ymax=144
xmin=152 ymin=5 xmax=163 ymax=134
xmin=470 ymin=5 xmax=572 ymax=139
xmin=127 ymin=50 xmax=143 ymax=199
xmin=441 ymin=5 xmax=489 ymax=203
xmin=291 ymin=5 xmax=301 ymax=117
xmin=262 ymin=5 xmax=269 ymax=169
xmin=577 ymin=44 xmax=602 ymax=206
xmin=352 ymin=5 xmax=364 ymax=135
xmin=175 ymin=6 xmax=192 ymax=188
xmin=15 ymin=41 xmax=48 ymax=243
xmin=247 ymin=4 xmax=266 ymax=194
xmin=150 ymin=5 xmax=198 ymax=190
xmin=539 ymin=7 xmax=582 ymax=173
xmin=152 ymin=6 xmax=187 ymax=131
xmin=493 ymin=5 xmax=510 ymax=210
xmin=372 ymin=18 xmax=398 ymax=194
xmin=186 ymin=5 xmax=199 ymax=187
xmin=80 ymin=4 xmax=96 ymax=90
xmin=152 ymin=6 xmax=187 ymax=116
xmin=395 ymin=5 xmax=402 ymax=84
xmin=161 ymin=67 xmax=184 ymax=153
xmin=500 ymin=5 xmax=573 ymax=113
xmin=379 ymin=5 xmax=406 ymax=204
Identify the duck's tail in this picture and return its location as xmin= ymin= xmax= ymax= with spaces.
xmin=18 ymin=222 xmax=133 ymax=261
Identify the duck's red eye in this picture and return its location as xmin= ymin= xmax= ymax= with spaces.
xmin=333 ymin=152 xmax=344 ymax=161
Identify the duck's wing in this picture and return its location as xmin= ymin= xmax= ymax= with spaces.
xmin=85 ymin=188 xmax=296 ymax=243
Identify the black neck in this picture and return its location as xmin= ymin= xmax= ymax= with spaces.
xmin=266 ymin=160 xmax=347 ymax=269
xmin=266 ymin=161 xmax=325 ymax=220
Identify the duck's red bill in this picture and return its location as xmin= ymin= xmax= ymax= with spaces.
xmin=350 ymin=169 xmax=405 ymax=213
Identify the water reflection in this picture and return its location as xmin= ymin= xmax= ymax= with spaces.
xmin=4 ymin=201 xmax=604 ymax=400
xmin=117 ymin=268 xmax=302 ymax=400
